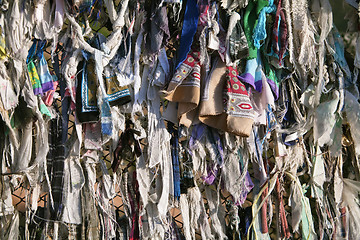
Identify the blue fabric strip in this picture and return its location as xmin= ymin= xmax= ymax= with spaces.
xmin=175 ymin=0 xmax=199 ymax=69
xmin=168 ymin=123 xmax=181 ymax=199
xmin=37 ymin=54 xmax=54 ymax=93
xmin=26 ymin=39 xmax=47 ymax=64
xmin=100 ymin=99 xmax=112 ymax=136
xmin=189 ymin=123 xmax=206 ymax=153
xmin=253 ymin=0 xmax=276 ymax=49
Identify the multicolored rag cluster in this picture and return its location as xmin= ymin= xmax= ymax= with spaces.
xmin=0 ymin=0 xmax=360 ymax=239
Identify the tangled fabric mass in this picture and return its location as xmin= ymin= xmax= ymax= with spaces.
xmin=0 ymin=0 xmax=360 ymax=239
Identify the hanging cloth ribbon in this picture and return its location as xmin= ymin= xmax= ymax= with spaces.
xmin=271 ymin=0 xmax=288 ymax=64
xmin=54 ymin=41 xmax=71 ymax=144
xmin=168 ymin=122 xmax=181 ymax=199
xmin=37 ymin=54 xmax=54 ymax=93
xmin=27 ymin=60 xmax=42 ymax=95
xmin=94 ymin=49 xmax=113 ymax=136
xmin=252 ymin=0 xmax=276 ymax=49
xmin=0 ymin=23 xmax=7 ymax=59
xmin=243 ymin=0 xmax=269 ymax=59
xmin=112 ymin=120 xmax=141 ymax=172
xmin=76 ymin=50 xmax=100 ymax=123
xmin=175 ymin=0 xmax=199 ymax=69
xmin=239 ymin=51 xmax=279 ymax=99
xmin=26 ymin=39 xmax=54 ymax=95
xmin=47 ymin=105 xmax=66 ymax=220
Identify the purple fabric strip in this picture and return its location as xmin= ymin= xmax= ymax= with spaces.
xmin=209 ymin=127 xmax=224 ymax=166
xmin=239 ymin=72 xmax=263 ymax=93
xmin=33 ymin=87 xmax=43 ymax=96
xmin=189 ymin=123 xmax=207 ymax=152
xmin=238 ymin=172 xmax=254 ymax=205
xmin=255 ymin=79 xmax=263 ymax=93
xmin=267 ymin=77 xmax=279 ymax=99
xmin=202 ymin=165 xmax=218 ymax=185
xmin=41 ymin=81 xmax=54 ymax=93
xmin=239 ymin=73 xmax=255 ymax=89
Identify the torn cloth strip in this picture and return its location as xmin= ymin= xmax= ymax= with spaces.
xmin=271 ymin=0 xmax=288 ymax=64
xmin=53 ymin=44 xmax=70 ymax=144
xmin=175 ymin=0 xmax=200 ymax=69
xmin=168 ymin=122 xmax=181 ymax=199
xmin=239 ymin=51 xmax=279 ymax=99
xmin=47 ymin=106 xmax=66 ymax=220
xmin=27 ymin=60 xmax=42 ymax=95
xmin=26 ymin=39 xmax=54 ymax=95
xmin=76 ymin=52 xmax=100 ymax=123
xmin=36 ymin=54 xmax=54 ymax=93
xmin=243 ymin=0 xmax=269 ymax=59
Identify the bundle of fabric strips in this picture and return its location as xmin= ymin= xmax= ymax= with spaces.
xmin=1 ymin=0 xmax=360 ymax=239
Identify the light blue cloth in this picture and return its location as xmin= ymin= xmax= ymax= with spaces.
xmin=36 ymin=54 xmax=54 ymax=93
xmin=252 ymin=0 xmax=276 ymax=49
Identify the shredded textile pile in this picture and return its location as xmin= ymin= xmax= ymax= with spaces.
xmin=1 ymin=0 xmax=360 ymax=239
